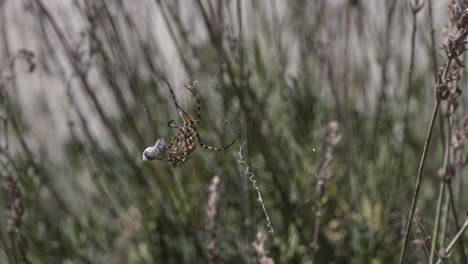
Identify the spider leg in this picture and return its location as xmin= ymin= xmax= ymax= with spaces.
xmin=143 ymin=149 xmax=188 ymax=167
xmin=142 ymin=153 xmax=173 ymax=161
xmin=168 ymin=120 xmax=179 ymax=128
xmin=185 ymin=84 xmax=201 ymax=122
xmin=161 ymin=76 xmax=182 ymax=111
xmin=196 ymin=132 xmax=235 ymax=151
xmin=162 ymin=77 xmax=192 ymax=122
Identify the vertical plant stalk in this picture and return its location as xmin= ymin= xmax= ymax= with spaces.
xmin=342 ymin=2 xmax=351 ymax=178
xmin=342 ymin=1 xmax=350 ymax=115
xmin=400 ymin=59 xmax=454 ymax=264
xmin=154 ymin=0 xmax=194 ymax=76
xmin=399 ymin=98 xmax=441 ymax=264
xmin=33 ymin=0 xmax=142 ymax=178
xmin=366 ymin=0 xmax=420 ymax=253
xmin=205 ymin=176 xmax=220 ymax=263
xmin=8 ymin=234 xmax=18 ymax=264
xmin=371 ymin=0 xmax=397 ymax=153
xmin=400 ymin=4 xmax=468 ymax=264
xmin=0 ymin=226 xmax=16 ymax=264
xmin=439 ymin=190 xmax=450 ymax=249
xmin=429 ymin=116 xmax=451 ymax=264
xmin=390 ymin=0 xmax=419 ymax=218
xmin=0 ymin=24 xmax=15 ymax=263
xmin=311 ymin=121 xmax=341 ymax=259
xmin=427 ymin=0 xmax=438 ymax=80
xmin=438 ymin=123 xmax=455 ymax=251
xmin=435 ymin=216 xmax=468 ymax=264
xmin=429 ymin=182 xmax=446 ymax=263
xmin=447 ymin=184 xmax=467 ymax=262
xmin=195 ymin=0 xmax=297 ymax=224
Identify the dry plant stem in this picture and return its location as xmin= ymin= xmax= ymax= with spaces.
xmin=373 ymin=1 xmax=414 ymax=248
xmin=371 ymin=1 xmax=402 ymax=247
xmin=33 ymin=0 xmax=142 ymax=179
xmin=32 ymin=1 xmax=159 ymax=257
xmin=399 ymin=0 xmax=418 ymax=179
xmin=435 ymin=218 xmax=468 ymax=264
xmin=194 ymin=0 xmax=293 ymax=215
xmin=8 ymin=107 xmax=72 ymax=217
xmin=83 ymin=3 xmax=146 ymax=147
xmin=6 ymin=94 xmax=103 ymax=258
xmin=154 ymin=0 xmax=193 ymax=76
xmin=197 ymin=1 xmax=303 ymax=246
xmin=342 ymin=1 xmax=351 ymax=179
xmin=0 ymin=227 xmax=16 ymax=264
xmin=1 ymin=10 xmax=10 ymax=151
xmin=447 ymin=184 xmax=467 ymax=262
xmin=205 ymin=176 xmax=220 ymax=262
xmin=371 ymin=0 xmax=397 ymax=153
xmin=8 ymin=234 xmax=20 ymax=264
xmin=391 ymin=0 xmax=418 ymax=217
xmin=237 ymin=0 xmax=244 ymax=74
xmin=427 ymin=0 xmax=438 ymax=81
xmin=311 ymin=122 xmax=341 ymax=256
xmin=399 ymin=57 xmax=452 ymax=263
xmin=311 ymin=208 xmax=323 ymax=261
xmin=439 ymin=190 xmax=450 ymax=248
xmin=429 ymin=182 xmax=446 ymax=264
xmin=429 ymin=117 xmax=451 ymax=264
xmin=439 ymin=137 xmax=455 ymax=251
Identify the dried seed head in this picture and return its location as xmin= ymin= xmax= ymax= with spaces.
xmin=329 ymin=121 xmax=339 ymax=132
xmin=252 ymin=231 xmax=276 ymax=264
xmin=439 ymin=247 xmax=450 ymax=258
xmin=4 ymin=177 xmax=29 ymax=260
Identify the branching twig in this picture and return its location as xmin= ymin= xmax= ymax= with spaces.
xmin=400 ymin=3 xmax=468 ymax=262
xmin=435 ymin=213 xmax=468 ymax=264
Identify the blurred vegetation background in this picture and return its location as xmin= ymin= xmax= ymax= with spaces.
xmin=1 ymin=0 xmax=468 ymax=263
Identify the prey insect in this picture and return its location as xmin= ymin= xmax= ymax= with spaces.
xmin=143 ymin=78 xmax=235 ymax=167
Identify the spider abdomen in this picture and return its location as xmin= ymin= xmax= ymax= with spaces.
xmin=145 ymin=78 xmax=234 ymax=168
xmin=168 ymin=126 xmax=197 ymax=167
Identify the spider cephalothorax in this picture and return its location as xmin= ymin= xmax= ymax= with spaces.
xmin=143 ymin=78 xmax=235 ymax=167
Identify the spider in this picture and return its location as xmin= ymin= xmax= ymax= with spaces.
xmin=143 ymin=77 xmax=235 ymax=167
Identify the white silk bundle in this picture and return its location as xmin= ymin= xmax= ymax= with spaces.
xmin=142 ymin=139 xmax=167 ymax=161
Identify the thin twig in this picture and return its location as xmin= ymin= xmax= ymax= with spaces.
xmin=0 ymin=226 xmax=16 ymax=264
xmin=399 ymin=98 xmax=442 ymax=263
xmin=429 ymin=115 xmax=452 ymax=263
xmin=387 ymin=0 xmax=418 ymax=223
xmin=402 ymin=4 xmax=468 ymax=260
xmin=399 ymin=44 xmax=453 ymax=261
xmin=447 ymin=184 xmax=467 ymax=262
xmin=429 ymin=182 xmax=446 ymax=263
xmin=435 ymin=216 xmax=468 ymax=264
xmin=427 ymin=0 xmax=438 ymax=81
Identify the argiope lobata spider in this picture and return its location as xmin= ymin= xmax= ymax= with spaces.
xmin=143 ymin=77 xmax=235 ymax=167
